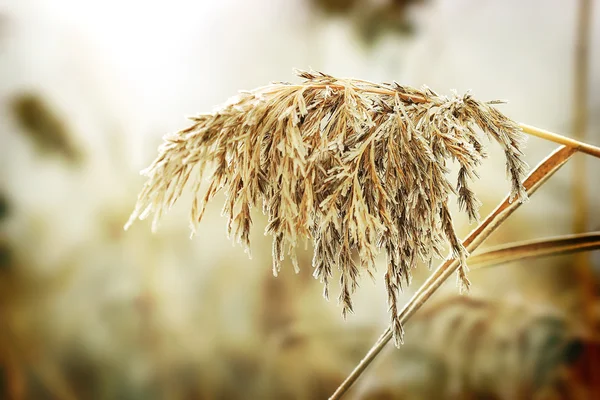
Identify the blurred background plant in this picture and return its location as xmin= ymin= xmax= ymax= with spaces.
xmin=0 ymin=0 xmax=598 ymax=399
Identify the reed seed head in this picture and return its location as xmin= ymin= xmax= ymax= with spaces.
xmin=125 ymin=70 xmax=528 ymax=345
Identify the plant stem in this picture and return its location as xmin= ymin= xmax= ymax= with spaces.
xmin=468 ymin=231 xmax=600 ymax=270
xmin=571 ymin=0 xmax=593 ymax=232
xmin=519 ymin=123 xmax=600 ymax=159
xmin=329 ymin=145 xmax=577 ymax=399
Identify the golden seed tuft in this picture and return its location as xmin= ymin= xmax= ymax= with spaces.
xmin=126 ymin=70 xmax=528 ymax=345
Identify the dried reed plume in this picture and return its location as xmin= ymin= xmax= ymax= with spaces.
xmin=126 ymin=70 xmax=528 ymax=345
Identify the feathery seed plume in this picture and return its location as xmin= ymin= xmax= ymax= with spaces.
xmin=125 ymin=70 xmax=528 ymax=345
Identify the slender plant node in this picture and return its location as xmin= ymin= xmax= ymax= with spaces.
xmin=125 ymin=70 xmax=529 ymax=346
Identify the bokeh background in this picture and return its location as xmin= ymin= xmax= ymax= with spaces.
xmin=1 ymin=0 xmax=600 ymax=398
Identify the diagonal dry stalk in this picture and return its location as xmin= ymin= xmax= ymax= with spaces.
xmin=329 ymin=145 xmax=578 ymax=399
xmin=468 ymin=231 xmax=600 ymax=270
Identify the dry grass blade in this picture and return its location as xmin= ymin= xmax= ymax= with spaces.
xmin=469 ymin=231 xmax=600 ymax=270
xmin=125 ymin=70 xmax=530 ymax=345
xmin=329 ymin=145 xmax=577 ymax=399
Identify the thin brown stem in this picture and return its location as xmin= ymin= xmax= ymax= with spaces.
xmin=469 ymin=231 xmax=600 ymax=269
xmin=571 ymin=0 xmax=593 ymax=223
xmin=329 ymin=145 xmax=577 ymax=399
xmin=519 ymin=123 xmax=600 ymax=159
